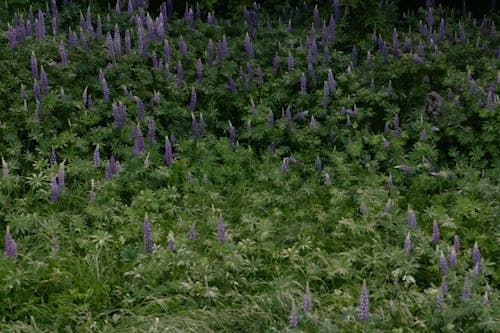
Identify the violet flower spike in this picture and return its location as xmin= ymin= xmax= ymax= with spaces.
xmin=147 ymin=116 xmax=156 ymax=144
xmin=217 ymin=215 xmax=226 ymax=243
xmin=453 ymin=235 xmax=460 ymax=253
xmin=5 ymin=226 xmax=18 ymax=259
xmin=432 ymin=221 xmax=440 ymax=244
xmin=300 ymin=73 xmax=307 ymax=95
xmin=189 ymin=224 xmax=197 ymax=241
xmin=31 ymin=51 xmax=39 ymax=80
xmin=407 ymin=208 xmax=417 ymax=228
xmin=165 ymin=136 xmax=173 ymax=166
xmin=395 ymin=165 xmax=412 ymax=174
xmin=289 ymin=302 xmax=298 ymax=328
xmin=461 ymin=274 xmax=471 ymax=300
xmin=50 ymin=175 xmax=59 ymax=204
xmin=403 ymin=233 xmax=411 ymax=254
xmin=358 ymin=282 xmax=369 ymax=321
xmin=229 ymin=121 xmax=236 ymax=151
xmin=448 ymin=247 xmax=458 ymax=268
xmin=472 ymin=242 xmax=481 ymax=274
xmin=2 ymin=158 xmax=9 ymax=177
xmin=303 ymin=283 xmax=313 ymax=313
xmin=439 ymin=251 xmax=448 ymax=275
xmin=143 ymin=214 xmax=153 ymax=254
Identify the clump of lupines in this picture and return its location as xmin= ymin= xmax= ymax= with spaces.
xmin=358 ymin=282 xmax=369 ymax=321
xmin=144 ymin=214 xmax=153 ymax=254
xmin=5 ymin=226 xmax=17 ymax=259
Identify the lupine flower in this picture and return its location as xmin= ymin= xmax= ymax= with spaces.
xmin=315 ymin=156 xmax=322 ymax=173
xmin=303 ymin=283 xmax=313 ymax=313
xmin=307 ymin=60 xmax=316 ymax=82
xmin=244 ymin=32 xmax=254 ymax=59
xmin=351 ymin=46 xmax=358 ymax=67
xmin=407 ymin=208 xmax=417 ymax=228
xmin=145 ymin=116 xmax=155 ymax=144
xmin=310 ymin=115 xmax=317 ymax=131
xmin=269 ymin=142 xmax=275 ymax=160
xmin=168 ymin=237 xmax=176 ymax=252
xmin=207 ymin=39 xmax=214 ymax=67
xmin=324 ymin=172 xmax=331 ymax=185
xmin=327 ymin=69 xmax=336 ymax=93
xmin=189 ymin=224 xmax=197 ymax=241
xmin=448 ymin=246 xmax=458 ymax=268
xmin=217 ymin=215 xmax=226 ymax=243
xmin=50 ymin=149 xmax=57 ymax=165
xmin=439 ymin=251 xmax=448 ymax=275
xmin=2 ymin=158 xmax=8 ymax=177
xmin=395 ymin=165 xmax=412 ymax=174
xmin=311 ymin=38 xmax=319 ymax=64
xmin=358 ymin=282 xmax=369 ymax=321
xmin=288 ymin=52 xmax=294 ymax=72
xmin=133 ymin=124 xmax=144 ymax=157
xmin=384 ymin=200 xmax=392 ymax=214
xmin=191 ymin=113 xmax=199 ymax=141
xmin=50 ymin=176 xmax=59 ymax=203
xmin=358 ymin=202 xmax=367 ymax=214
xmin=176 ymin=61 xmax=183 ymax=88
xmin=165 ymin=136 xmax=173 ymax=166
xmin=486 ymin=84 xmax=494 ymax=112
xmin=289 ymin=302 xmax=298 ymax=328
xmin=225 ymin=77 xmax=238 ymax=95
xmin=40 ymin=67 xmax=49 ymax=95
xmin=461 ymin=274 xmax=471 ymax=300
xmin=257 ymin=66 xmax=264 ymax=85
xmin=90 ymin=179 xmax=96 ymax=202
xmin=239 ymin=67 xmax=248 ymax=92
xmin=144 ymin=214 xmax=153 ymax=254
xmin=5 ymin=226 xmax=17 ymax=259
xmin=450 ymin=236 xmax=459 ymax=255
xmin=322 ymin=81 xmax=329 ymax=109
xmin=404 ymin=233 xmax=412 ymax=254
xmin=58 ymin=164 xmax=65 ymax=189
xmin=387 ymin=81 xmax=393 ymax=96
xmin=432 ymin=221 xmax=440 ymax=244
xmin=102 ymin=78 xmax=109 ymax=103
xmin=31 ymin=52 xmax=39 ymax=80
xmin=196 ymin=58 xmax=203 ymax=83
xmin=229 ymin=121 xmax=236 ymax=151
xmin=93 ymin=144 xmax=101 ymax=168
xmin=300 ymin=73 xmax=307 ymax=95
xmin=198 ymin=113 xmax=206 ymax=136
xmin=436 ymin=286 xmax=445 ymax=312
xmin=179 ymin=36 xmax=188 ymax=59
xmin=281 ymin=158 xmax=289 ymax=173
xmin=472 ymin=242 xmax=481 ymax=274
xmin=35 ymin=10 xmax=46 ymax=40
xmin=8 ymin=25 xmax=16 ymax=49
xmin=189 ymin=87 xmax=197 ymax=111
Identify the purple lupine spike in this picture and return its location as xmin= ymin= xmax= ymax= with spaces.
xmin=229 ymin=121 xmax=236 ymax=151
xmin=165 ymin=136 xmax=173 ymax=166
xmin=58 ymin=164 xmax=65 ymax=189
xmin=281 ymin=158 xmax=290 ymax=173
xmin=189 ymin=224 xmax=197 ymax=241
xmin=459 ymin=22 xmax=466 ymax=45
xmin=5 ymin=226 xmax=17 ymax=259
xmin=40 ymin=67 xmax=49 ymax=95
xmin=310 ymin=115 xmax=317 ymax=131
xmin=102 ymin=78 xmax=110 ymax=103
xmin=289 ymin=302 xmax=298 ymax=328
xmin=387 ymin=174 xmax=393 ymax=188
xmin=449 ymin=247 xmax=458 ymax=268
xmin=402 ymin=232 xmax=412 ymax=254
xmin=351 ymin=46 xmax=358 ymax=67
xmin=191 ymin=113 xmax=199 ymax=141
xmin=244 ymin=32 xmax=254 ymax=59
xmin=59 ymin=40 xmax=68 ymax=66
xmin=384 ymin=199 xmax=392 ymax=214
xmin=93 ymin=144 xmax=100 ymax=168
xmin=50 ymin=175 xmax=59 ymax=203
xmin=366 ymin=51 xmax=373 ymax=66
xmin=162 ymin=39 xmax=171 ymax=64
xmin=387 ymin=81 xmax=393 ymax=96
xmin=207 ymin=39 xmax=214 ymax=67
xmin=2 ymin=158 xmax=8 ymax=177
xmin=217 ymin=214 xmax=226 ymax=243
xmin=315 ymin=156 xmax=322 ymax=173
xmin=300 ymin=72 xmax=307 ymax=95
xmin=392 ymin=29 xmax=400 ymax=58
xmin=440 ymin=275 xmax=448 ymax=294
xmin=461 ymin=274 xmax=471 ymax=300
xmin=293 ymin=111 xmax=308 ymax=120
xmin=225 ymin=77 xmax=238 ymax=95
xmin=167 ymin=237 xmax=176 ymax=251
xmin=436 ymin=286 xmax=445 ymax=312
xmin=250 ymin=99 xmax=257 ymax=116
xmin=472 ymin=242 xmax=481 ymax=274
xmin=324 ymin=172 xmax=332 ymax=185
xmin=144 ymin=214 xmax=153 ymax=254
xmin=285 ymin=107 xmax=292 ymax=131
xmin=104 ymin=160 xmax=112 ymax=180
xmin=327 ymin=69 xmax=336 ymax=93
xmin=486 ymin=84 xmax=494 ymax=112
xmin=403 ymin=37 xmax=411 ymax=53
xmin=187 ymin=171 xmax=193 ymax=183
xmin=469 ymin=80 xmax=477 ymax=95
xmin=268 ymin=111 xmax=275 ymax=128
xmin=269 ymin=142 xmax=275 ymax=160
xmin=151 ymin=51 xmax=159 ymax=71
xmin=31 ymin=52 xmax=39 ymax=80
xmin=33 ymin=78 xmax=41 ymax=102
xmin=114 ymin=25 xmax=122 ymax=58
xmin=50 ymin=149 xmax=57 ymax=165
xmin=35 ymin=10 xmax=46 ymax=40
xmin=358 ymin=202 xmax=367 ymax=214
xmin=313 ymin=4 xmax=320 ymax=29
xmin=322 ymin=81 xmax=329 ymax=109
xmin=147 ymin=116 xmax=155 ymax=144
xmin=358 ymin=282 xmax=369 ymax=321
xmin=432 ymin=220 xmax=440 ymax=244
xmin=288 ymin=52 xmax=294 ymax=72
xmin=196 ymin=58 xmax=203 ymax=83
xmin=272 ymin=53 xmax=280 ymax=76
xmin=439 ymin=251 xmax=448 ymax=275
xmin=303 ymin=283 xmax=313 ymax=313
xmin=239 ymin=67 xmax=248 ymax=92
xmin=134 ymin=97 xmax=144 ymax=122
xmin=179 ymin=35 xmax=188 ymax=59
xmin=189 ymin=87 xmax=197 ymax=111
xmin=407 ymin=208 xmax=417 ymax=228
xmin=51 ymin=16 xmax=57 ymax=35
xmin=106 ymin=32 xmax=114 ymax=58
xmin=307 ymin=60 xmax=316 ymax=82
xmin=95 ymin=14 xmax=102 ymax=39
xmin=311 ymin=37 xmax=319 ymax=65
xmin=245 ymin=63 xmax=254 ymax=81
xmin=8 ymin=24 xmax=16 ymax=49
xmin=124 ymin=29 xmax=132 ymax=54
xmin=133 ymin=124 xmax=144 ymax=157
xmin=177 ymin=62 xmax=183 ymax=88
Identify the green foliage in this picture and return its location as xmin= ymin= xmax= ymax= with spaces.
xmin=0 ymin=1 xmax=499 ymax=332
